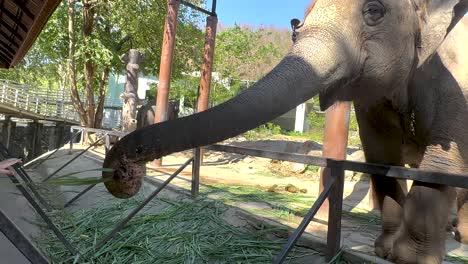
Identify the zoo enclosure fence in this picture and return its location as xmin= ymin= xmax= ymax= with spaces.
xmin=62 ymin=126 xmax=468 ymax=263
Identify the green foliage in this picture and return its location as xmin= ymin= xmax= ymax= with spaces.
xmin=0 ymin=0 xmax=205 ymax=93
xmin=349 ymin=111 xmax=359 ymax=132
xmin=307 ymin=110 xmax=326 ymax=129
xmin=210 ymin=25 xmax=291 ymax=106
xmin=253 ymin=123 xmax=282 ymax=135
xmin=148 ymin=75 xmax=200 ymax=108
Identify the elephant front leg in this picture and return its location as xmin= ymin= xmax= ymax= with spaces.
xmin=354 ymin=105 xmax=408 ymax=259
xmin=375 ymin=196 xmax=403 ymax=258
xmin=455 ymin=188 xmax=468 ymax=244
xmin=390 ymin=182 xmax=455 ymax=264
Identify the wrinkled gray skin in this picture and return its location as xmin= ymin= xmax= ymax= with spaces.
xmin=103 ymin=0 xmax=468 ymax=263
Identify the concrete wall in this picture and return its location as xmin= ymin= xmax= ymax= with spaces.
xmin=0 ymin=119 xmax=71 ymax=161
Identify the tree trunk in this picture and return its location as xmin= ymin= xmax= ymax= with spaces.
xmin=67 ymin=0 xmax=87 ymax=125
xmin=121 ymin=49 xmax=144 ymax=132
xmin=95 ymin=67 xmax=110 ymax=128
xmin=83 ymin=0 xmax=95 ymax=128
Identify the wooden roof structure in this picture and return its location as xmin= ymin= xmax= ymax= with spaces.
xmin=0 ymin=0 xmax=61 ymax=69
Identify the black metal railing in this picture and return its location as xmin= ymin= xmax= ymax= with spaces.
xmin=10 ymin=126 xmax=468 ymax=263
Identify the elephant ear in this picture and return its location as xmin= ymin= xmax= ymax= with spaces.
xmin=414 ymin=0 xmax=468 ymax=66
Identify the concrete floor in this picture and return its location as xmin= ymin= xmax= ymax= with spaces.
xmin=0 ymin=172 xmax=41 ymax=264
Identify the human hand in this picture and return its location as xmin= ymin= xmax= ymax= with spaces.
xmin=0 ymin=158 xmax=22 ymax=175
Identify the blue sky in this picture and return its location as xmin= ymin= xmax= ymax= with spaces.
xmin=210 ymin=0 xmax=312 ymax=29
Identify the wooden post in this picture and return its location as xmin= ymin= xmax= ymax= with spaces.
xmin=48 ymin=125 xmax=56 ymax=151
xmin=317 ymin=102 xmax=351 ymax=219
xmin=152 ymin=0 xmax=180 ymax=167
xmin=197 ymin=15 xmax=218 ymax=113
xmin=194 ymin=15 xmax=218 ymax=166
xmin=121 ymin=49 xmax=144 ymax=133
xmin=29 ymin=121 xmax=43 ymax=160
xmin=5 ymin=116 xmax=15 ymax=149
xmin=55 ymin=123 xmax=65 ymax=149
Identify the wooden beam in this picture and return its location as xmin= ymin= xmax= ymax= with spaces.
xmin=0 ymin=6 xmax=29 ymax=32
xmin=10 ymin=0 xmax=62 ymax=68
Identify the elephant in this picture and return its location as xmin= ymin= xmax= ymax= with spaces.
xmin=102 ymin=0 xmax=468 ymax=263
xmin=135 ymin=99 xmax=179 ymax=129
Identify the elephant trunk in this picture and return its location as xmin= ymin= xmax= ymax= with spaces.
xmin=103 ymin=48 xmax=343 ymax=198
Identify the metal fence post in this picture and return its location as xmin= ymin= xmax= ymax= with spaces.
xmin=191 ymin=147 xmax=201 ymax=198
xmin=326 ymin=163 xmax=345 ymax=261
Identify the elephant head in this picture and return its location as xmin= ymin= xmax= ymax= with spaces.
xmin=103 ymin=0 xmax=468 ymax=198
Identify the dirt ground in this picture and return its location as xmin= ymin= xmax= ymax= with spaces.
xmin=16 ymin=138 xmax=468 ymax=263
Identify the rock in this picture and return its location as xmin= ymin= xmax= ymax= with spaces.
xmin=345 ymin=170 xmax=355 ymax=179
xmin=285 ymin=184 xmax=299 ymax=193
xmin=244 ymin=157 xmax=254 ymax=164
xmin=297 ymin=141 xmax=322 ymax=154
xmin=291 ymin=163 xmax=307 ymax=174
xmin=267 ymin=184 xmax=278 ymax=193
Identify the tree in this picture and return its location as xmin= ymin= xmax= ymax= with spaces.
xmin=211 ymin=25 xmax=291 ymax=105
xmin=0 ymin=0 xmax=205 ymax=129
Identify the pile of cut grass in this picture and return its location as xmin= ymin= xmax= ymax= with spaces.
xmin=37 ymin=198 xmax=319 ymax=264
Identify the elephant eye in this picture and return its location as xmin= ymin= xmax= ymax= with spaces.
xmin=363 ymin=1 xmax=386 ymax=26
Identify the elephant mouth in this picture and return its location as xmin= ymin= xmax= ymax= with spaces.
xmin=103 ymin=154 xmax=146 ymax=199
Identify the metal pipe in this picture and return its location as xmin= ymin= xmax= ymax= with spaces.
xmin=273 ymin=176 xmax=336 ymax=264
xmin=206 ymin=144 xmax=468 ymax=188
xmin=0 ymin=208 xmax=49 ymax=264
xmin=64 ymin=184 xmax=96 ymax=208
xmin=95 ymin=157 xmax=193 ymax=249
xmin=0 ymin=144 xmax=52 ymax=211
xmin=152 ymin=0 xmax=181 ymax=167
xmin=7 ymin=171 xmax=78 ymax=255
xmin=317 ymin=101 xmax=351 ymax=219
xmin=211 ymin=0 xmax=217 ymax=14
xmin=179 ymin=0 xmax=213 ymax=16
xmin=191 ymin=148 xmax=201 ymax=198
xmin=326 ymin=165 xmax=345 ymax=261
xmin=42 ymin=137 xmax=103 ymax=182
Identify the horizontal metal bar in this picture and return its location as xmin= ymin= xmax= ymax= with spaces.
xmin=180 ymin=0 xmax=214 ymax=16
xmin=95 ymin=157 xmax=194 ymax=249
xmin=205 ymin=144 xmax=468 ymax=188
xmin=206 ymin=144 xmax=327 ymax=166
xmin=274 ymin=175 xmax=336 ymax=264
xmin=71 ymin=126 xmax=127 ymax=138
